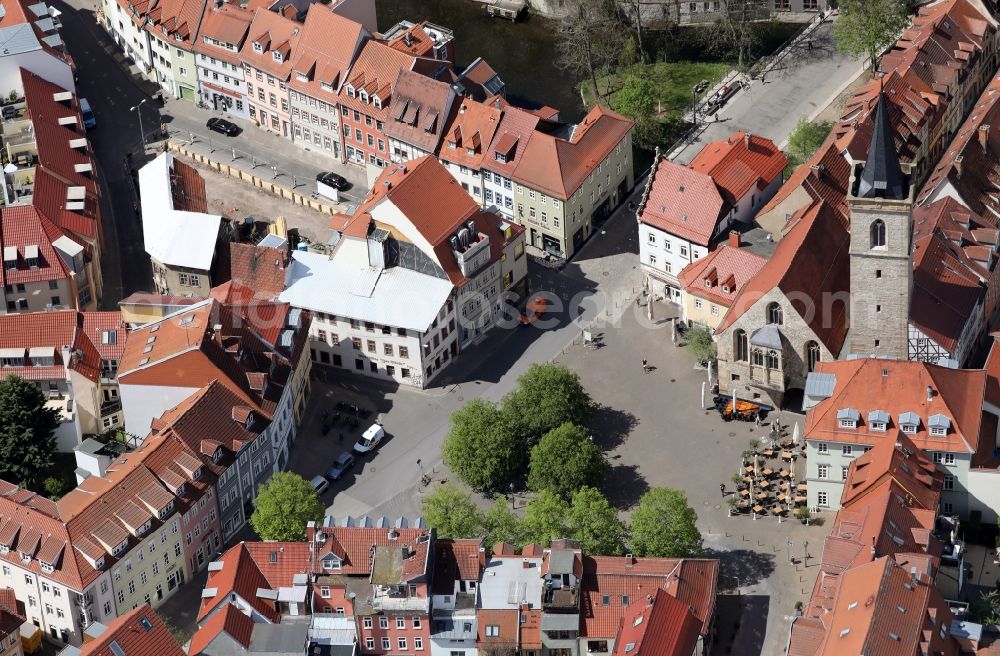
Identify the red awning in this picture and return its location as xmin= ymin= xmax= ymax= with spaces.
xmin=203 ymin=81 xmax=242 ymax=99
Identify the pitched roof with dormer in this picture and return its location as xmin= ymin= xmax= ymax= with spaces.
xmin=438 ymin=97 xmax=502 ymax=170
xmin=240 ymin=9 xmax=302 ymax=80
xmin=288 ymin=4 xmax=368 ymax=104
xmin=687 ymin=132 xmax=787 ymax=206
xmin=611 ymin=588 xmax=702 ymax=656
xmin=81 ymin=605 xmax=186 ymax=656
xmin=677 ymin=243 xmax=767 ymax=307
xmin=382 ymin=69 xmax=455 ymax=154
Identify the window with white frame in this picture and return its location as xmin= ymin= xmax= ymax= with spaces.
xmin=817 ymin=442 xmax=828 ymax=454
xmin=817 ymin=491 xmax=829 ymax=506
xmin=817 ymin=464 xmax=829 ymax=479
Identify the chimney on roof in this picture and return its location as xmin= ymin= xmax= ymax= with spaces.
xmin=729 ymin=230 xmax=740 ymax=248
xmin=744 ymin=132 xmax=752 ymax=148
xmin=625 ymin=554 xmax=635 ymax=567
xmin=980 ymin=124 xmax=991 ymax=151
xmin=955 ymin=155 xmax=963 ymax=179
xmin=927 ymin=386 xmax=934 ymax=402
xmin=809 ymin=163 xmax=825 ymax=176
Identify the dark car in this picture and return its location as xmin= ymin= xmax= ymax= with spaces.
xmin=206 ymin=117 xmax=240 ymax=136
xmin=316 ymin=171 xmax=350 ymax=191
xmin=326 ymin=452 xmax=356 ymax=481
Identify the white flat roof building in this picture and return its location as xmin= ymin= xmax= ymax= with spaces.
xmin=479 ymin=555 xmax=543 ymax=610
xmin=138 ymin=152 xmax=221 ymax=272
xmin=280 ymin=250 xmax=453 ymax=333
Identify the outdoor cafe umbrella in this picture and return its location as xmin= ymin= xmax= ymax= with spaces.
xmin=792 ymin=422 xmax=801 ymax=447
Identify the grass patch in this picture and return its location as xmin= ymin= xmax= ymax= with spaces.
xmin=584 ymin=61 xmax=731 ymax=122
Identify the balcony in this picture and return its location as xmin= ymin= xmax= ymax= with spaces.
xmin=73 ymin=592 xmax=93 ymax=608
xmin=100 ymin=398 xmax=122 ymax=417
xmin=542 ymin=584 xmax=579 ymax=611
xmin=372 ymin=587 xmax=430 ymax=613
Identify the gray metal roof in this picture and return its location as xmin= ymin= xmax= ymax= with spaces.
xmin=898 ymin=411 xmax=920 ymax=427
xmin=857 ymin=90 xmax=907 ymax=200
xmin=804 ymin=372 xmax=837 ymax=399
xmin=545 ymin=549 xmax=575 ymax=576
xmin=836 ymin=408 xmax=860 ymax=421
xmin=750 ymin=324 xmax=783 ymax=350
xmin=541 ymin=613 xmax=579 ymax=631
xmin=868 ymin=410 xmax=890 ymax=424
xmin=249 ymin=624 xmax=308 ymax=656
xmin=928 ymin=414 xmax=951 ymax=430
xmin=430 ymin=617 xmax=476 ymax=640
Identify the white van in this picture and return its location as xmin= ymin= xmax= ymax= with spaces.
xmin=352 ymin=423 xmax=385 ymax=454
xmin=310 ymin=475 xmax=329 ymax=496
xmin=80 ymin=98 xmax=96 ymax=129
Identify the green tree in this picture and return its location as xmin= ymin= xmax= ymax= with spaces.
xmin=528 ymin=423 xmax=607 ymax=500
xmin=834 ymin=0 xmax=910 ymax=70
xmin=443 ymin=399 xmax=525 ymax=493
xmin=421 ymin=483 xmax=483 ymax=538
xmin=972 ymin=589 xmax=1000 ymax=626
xmin=556 ymin=0 xmax=623 ymax=104
xmin=0 ymin=375 xmax=58 ymax=489
xmin=250 ymin=472 xmax=324 ymax=541
xmin=683 ymin=326 xmax=717 ymax=367
xmin=612 ymin=75 xmax=657 ymax=120
xmin=521 ymin=491 xmax=571 ymax=545
xmin=619 ymin=35 xmax=641 ymax=70
xmin=502 ymin=364 xmax=593 ymax=442
xmin=785 ymin=119 xmax=833 ymax=169
xmin=482 ymin=499 xmax=524 ymax=551
xmin=566 ymin=487 xmax=625 ymax=555
xmin=630 ymin=488 xmax=703 ymax=557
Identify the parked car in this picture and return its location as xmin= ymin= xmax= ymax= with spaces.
xmin=206 ymin=117 xmax=240 ymax=136
xmin=310 ymin=475 xmax=329 ymax=496
xmin=316 ymin=171 xmax=350 ymax=191
xmin=326 ymin=452 xmax=356 ymax=480
xmin=80 ymin=98 xmax=96 ymax=129
xmin=353 ymin=424 xmax=385 ymax=454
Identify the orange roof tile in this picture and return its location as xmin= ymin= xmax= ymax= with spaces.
xmin=677 ymin=243 xmax=767 ymax=306
xmin=612 ymin=588 xmax=702 ymax=656
xmin=288 ymin=4 xmax=367 ymax=104
xmin=687 ymin=132 xmax=787 ymax=205
xmin=438 ymin=97 xmax=502 ymax=170
xmin=82 ymin=605 xmax=186 ymax=656
xmin=511 ymin=105 xmax=633 ymax=200
xmin=189 ymin=603 xmax=255 ymax=656
xmin=638 ymin=158 xmax=724 ymax=246
xmin=241 ymin=9 xmax=302 ymax=80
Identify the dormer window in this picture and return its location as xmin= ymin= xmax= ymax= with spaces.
xmin=176 ymin=483 xmax=186 ymax=497
xmin=296 ymin=72 xmax=309 ymax=82
xmin=94 ymin=557 xmax=105 ymax=570
xmin=898 ymin=412 xmax=920 ymax=434
xmin=212 ymin=448 xmax=223 ymax=464
xmin=112 ymin=540 xmax=128 ymax=556
xmin=252 ymin=42 xmax=263 ymax=54
xmin=40 ymin=562 xmax=53 ymax=573
xmin=346 ymin=85 xmax=355 ymax=98
xmin=466 ymin=147 xmax=474 ymax=155
xmin=157 ymin=501 xmax=174 ymax=519
xmin=20 ymin=552 xmax=30 ymax=564
xmin=495 ymin=152 xmax=507 ymax=164
xmin=359 ymin=90 xmax=368 ymax=103
xmin=837 ymin=408 xmax=860 ymax=429
xmin=137 ymin=520 xmax=151 ymax=537
xmin=272 ymin=51 xmax=283 ymax=63
xmin=373 ymin=95 xmax=382 ymax=108
xmin=0 ymin=545 xmax=8 ymax=555
xmin=322 ymin=555 xmax=341 ymax=570
xmin=193 ymin=466 xmax=203 ymax=481
xmin=321 ymin=81 xmax=333 ymax=92
xmin=928 ymin=414 xmax=951 ymax=436
xmin=246 ymin=413 xmax=255 ymax=430
xmin=868 ymin=410 xmax=889 ymax=432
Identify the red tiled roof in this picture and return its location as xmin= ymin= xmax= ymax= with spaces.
xmin=288 ymin=4 xmax=368 ymax=104
xmin=0 ymin=310 xmax=122 ymax=383
xmin=611 ymin=589 xmax=701 ymax=656
xmin=199 ymin=543 xmax=282 ymax=623
xmin=340 ymin=40 xmax=421 ymax=122
xmin=687 ymin=132 xmax=786 ymax=206
xmin=677 ymin=243 xmax=767 ymax=307
xmin=841 ymin=432 xmax=942 ymax=511
xmin=194 ymin=3 xmax=254 ymax=65
xmin=511 ymin=105 xmax=633 ymax=200
xmin=757 ymin=133 xmax=850 ymax=224
xmin=581 ymin=557 xmax=717 ymax=639
xmin=438 ymin=97 xmax=502 ymax=170
xmin=432 ymin=538 xmax=484 ymax=595
xmin=81 ymin=605 xmax=186 ymax=656
xmin=716 ymin=201 xmax=850 ymax=356
xmin=0 ymin=587 xmax=23 ymax=641
xmin=189 ymin=603 xmax=255 ymax=656
xmin=226 ymin=242 xmax=288 ymax=300
xmin=1 ymin=205 xmax=73 ymax=285
xmin=804 ymin=358 xmax=986 ymax=454
xmin=483 ymin=104 xmax=539 ymax=179
xmin=477 ymin=609 xmax=519 ymax=645
xmin=240 ymin=9 xmax=302 ymax=80
xmin=382 ymin=69 xmax=455 ymax=154
xmin=637 ymin=158 xmax=724 ymax=246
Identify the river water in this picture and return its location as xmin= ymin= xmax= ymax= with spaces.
xmin=376 ymin=0 xmax=588 ymax=122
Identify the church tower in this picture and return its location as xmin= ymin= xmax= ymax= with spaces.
xmin=847 ymin=89 xmax=914 ymax=359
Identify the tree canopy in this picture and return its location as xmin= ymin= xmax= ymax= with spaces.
xmin=481 ymin=499 xmax=524 ymax=552
xmin=630 ymin=488 xmax=703 ymax=557
xmin=528 ymin=423 xmax=607 ymax=500
xmin=421 ymin=483 xmax=483 ymax=539
xmin=0 ymin=375 xmax=59 ymax=489
xmin=502 ymin=364 xmax=593 ymax=441
xmin=566 ymin=487 xmax=626 ymax=555
xmin=612 ymin=75 xmax=657 ymax=120
xmin=443 ymin=399 xmax=525 ymax=493
xmin=834 ymin=0 xmax=910 ymax=69
xmin=250 ymin=472 xmax=325 ymax=541
xmin=683 ymin=326 xmax=717 ymax=367
xmin=786 ymin=119 xmax=833 ymax=169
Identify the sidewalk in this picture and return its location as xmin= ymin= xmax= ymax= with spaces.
xmin=671 ymin=17 xmax=864 ymax=164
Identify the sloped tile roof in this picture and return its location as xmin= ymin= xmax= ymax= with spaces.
xmin=432 ymin=538 xmax=484 ymax=594
xmin=687 ymin=132 xmax=786 ymax=205
xmin=288 ymin=3 xmax=367 ymax=103
xmin=382 ymin=69 xmax=454 ymax=153
xmin=611 ymin=588 xmax=701 ymax=656
xmin=841 ymin=432 xmax=942 ymax=511
xmin=638 ymin=158 xmax=724 ymax=246
xmin=677 ymin=243 xmax=767 ymax=306
xmin=81 ymin=604 xmax=186 ymax=656
xmin=438 ymin=97 xmax=502 ymax=170
xmin=189 ymin=603 xmax=255 ymax=656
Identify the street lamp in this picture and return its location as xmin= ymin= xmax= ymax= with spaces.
xmin=510 ymin=482 xmax=516 ymax=510
xmin=691 ymin=86 xmax=698 ymax=128
xmin=130 ymin=98 xmax=148 ymax=151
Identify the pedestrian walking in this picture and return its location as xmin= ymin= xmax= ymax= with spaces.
xmin=755 ymin=413 xmax=761 ymax=427
xmin=720 ymin=483 xmax=726 ymax=498
xmin=641 ymin=359 xmax=649 ymax=374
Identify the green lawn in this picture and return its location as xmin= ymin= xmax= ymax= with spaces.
xmin=583 ymin=61 xmax=732 ymax=122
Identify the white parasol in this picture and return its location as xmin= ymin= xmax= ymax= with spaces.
xmin=793 ymin=422 xmax=801 ymax=447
